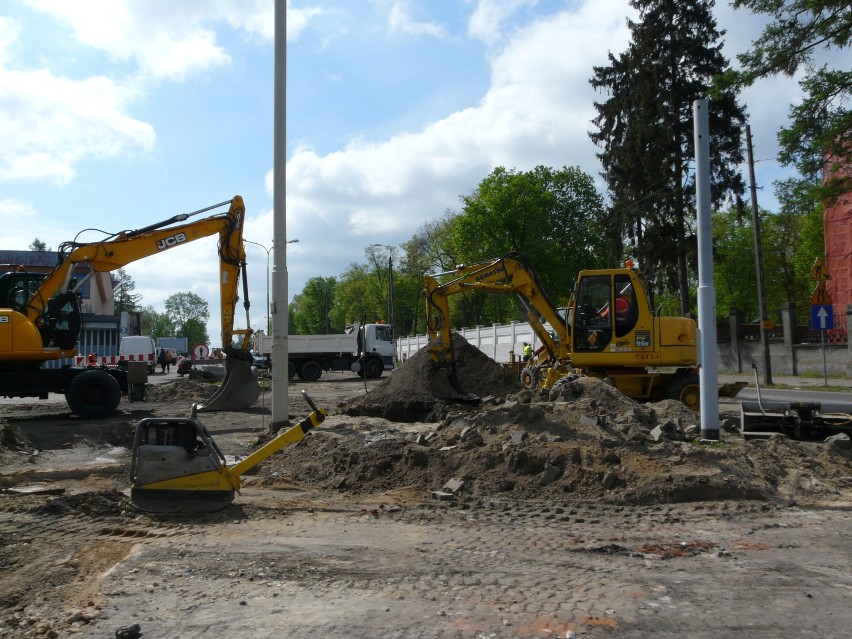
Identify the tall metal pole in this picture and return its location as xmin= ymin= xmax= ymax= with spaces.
xmin=388 ymin=255 xmax=394 ymax=329
xmin=746 ymin=124 xmax=772 ymax=385
xmin=271 ymin=0 xmax=289 ymax=425
xmin=693 ymin=99 xmax=719 ymax=440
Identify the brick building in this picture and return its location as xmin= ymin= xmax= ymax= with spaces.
xmin=823 ymin=157 xmax=851 ymax=335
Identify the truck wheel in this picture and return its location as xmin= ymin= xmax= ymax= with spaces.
xmin=65 ymin=370 xmax=122 ymax=419
xmin=299 ymin=360 xmax=323 ymax=382
xmin=364 ymin=359 xmax=384 ymax=379
xmin=288 ymin=360 xmax=296 ymax=380
xmin=666 ymin=373 xmax=700 ymax=412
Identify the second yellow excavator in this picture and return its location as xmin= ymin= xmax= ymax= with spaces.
xmin=424 ymin=252 xmax=700 ymax=410
xmin=0 ymin=196 xmax=260 ymax=417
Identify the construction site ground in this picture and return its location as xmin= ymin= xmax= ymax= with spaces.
xmin=1 ymin=347 xmax=851 ymax=639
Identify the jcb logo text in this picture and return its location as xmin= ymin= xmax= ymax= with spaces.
xmin=156 ymin=233 xmax=188 ymax=251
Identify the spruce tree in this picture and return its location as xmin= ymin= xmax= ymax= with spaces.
xmin=589 ymin=0 xmax=746 ymax=313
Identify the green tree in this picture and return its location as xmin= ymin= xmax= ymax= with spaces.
xmin=165 ymin=292 xmax=210 ymax=346
xmin=113 ymin=268 xmax=143 ymax=314
xmin=29 ymin=238 xmax=49 ymax=252
xmin=333 ymin=263 xmax=382 ymax=327
xmin=712 ymin=197 xmax=824 ymax=322
xmin=451 ymin=165 xmax=606 ymax=328
xmin=590 ymin=0 xmax=746 ymax=313
xmin=712 ymin=209 xmax=759 ymax=317
xmin=290 ymin=276 xmax=337 ymax=334
xmin=719 ymin=1 xmax=850 ymax=203
xmin=140 ymin=305 xmax=175 ymax=339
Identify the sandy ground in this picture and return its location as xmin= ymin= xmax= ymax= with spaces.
xmin=1 ymin=367 xmax=851 ymax=638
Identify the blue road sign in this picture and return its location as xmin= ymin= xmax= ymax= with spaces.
xmin=811 ymin=304 xmax=834 ymax=330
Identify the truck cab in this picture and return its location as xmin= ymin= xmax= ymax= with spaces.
xmin=359 ymin=323 xmax=395 ymax=372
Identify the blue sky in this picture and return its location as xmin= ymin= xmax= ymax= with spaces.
xmin=1 ymin=0 xmax=839 ymax=347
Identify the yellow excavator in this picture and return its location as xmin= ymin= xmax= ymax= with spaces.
xmin=0 ymin=196 xmax=260 ymax=418
xmin=424 ymin=252 xmax=700 ymax=409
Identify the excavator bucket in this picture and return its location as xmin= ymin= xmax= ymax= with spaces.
xmin=428 ymin=364 xmax=479 ymax=402
xmin=197 ymin=355 xmax=261 ymax=412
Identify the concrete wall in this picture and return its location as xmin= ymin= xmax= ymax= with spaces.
xmin=722 ymin=303 xmax=852 ymax=378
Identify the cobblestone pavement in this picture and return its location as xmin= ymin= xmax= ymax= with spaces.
xmin=75 ymin=497 xmax=852 ymax=639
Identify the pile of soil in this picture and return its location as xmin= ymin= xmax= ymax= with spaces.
xmin=262 ymin=334 xmax=852 ymax=506
xmin=340 ymin=333 xmax=522 ymax=421
xmin=145 ymin=380 xmax=218 ymax=403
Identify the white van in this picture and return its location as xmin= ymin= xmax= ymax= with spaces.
xmin=119 ymin=335 xmax=157 ymax=374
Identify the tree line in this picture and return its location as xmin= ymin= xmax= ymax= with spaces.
xmin=28 ymin=2 xmax=847 ymax=341
xmin=293 ymin=0 xmax=846 ymax=335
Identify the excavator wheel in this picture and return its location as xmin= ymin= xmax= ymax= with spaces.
xmin=65 ymin=370 xmax=122 ymax=419
xmin=666 ymin=373 xmax=700 ymax=412
xmin=520 ymin=366 xmax=539 ymax=389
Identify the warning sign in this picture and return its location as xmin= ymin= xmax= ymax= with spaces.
xmin=809 ymin=257 xmax=831 ymax=281
xmin=810 ymin=282 xmax=833 ymax=305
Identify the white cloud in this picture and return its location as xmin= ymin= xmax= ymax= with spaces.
xmin=24 ymin=0 xmax=231 ymax=81
xmin=0 ymin=64 xmax=155 ymax=184
xmin=272 ymin=1 xmax=632 ymax=291
xmin=0 ymin=16 xmax=19 ymax=64
xmin=467 ymin=0 xmax=537 ymax=47
xmin=387 ymin=1 xmax=447 ymax=38
xmin=0 ymin=198 xmax=36 ymax=219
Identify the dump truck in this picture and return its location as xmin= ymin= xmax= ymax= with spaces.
xmin=254 ymin=322 xmax=395 ymax=381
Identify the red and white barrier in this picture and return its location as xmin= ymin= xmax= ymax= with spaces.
xmin=75 ymin=353 xmax=155 ymax=367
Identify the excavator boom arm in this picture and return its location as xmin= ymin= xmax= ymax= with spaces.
xmin=23 ymin=197 xmax=249 ymax=351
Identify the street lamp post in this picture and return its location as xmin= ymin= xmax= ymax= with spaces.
xmin=245 ymin=238 xmax=298 ymax=335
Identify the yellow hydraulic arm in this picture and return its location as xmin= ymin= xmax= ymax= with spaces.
xmin=17 ymin=196 xmax=252 ymax=362
xmin=424 ymin=252 xmax=572 ymax=398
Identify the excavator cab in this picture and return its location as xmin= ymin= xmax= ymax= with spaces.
xmin=0 ymin=271 xmax=45 ymax=314
xmin=572 ymin=272 xmax=640 ymax=353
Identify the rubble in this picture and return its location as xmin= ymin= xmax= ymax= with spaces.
xmin=264 ymin=334 xmax=852 ymax=506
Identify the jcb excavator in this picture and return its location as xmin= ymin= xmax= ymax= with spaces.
xmin=0 ymin=196 xmax=260 ymax=418
xmin=424 ymin=252 xmax=701 ymax=409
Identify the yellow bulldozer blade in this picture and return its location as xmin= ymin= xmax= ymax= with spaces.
xmin=198 ymin=355 xmax=261 ymax=412
xmin=428 ymin=365 xmax=479 ymax=402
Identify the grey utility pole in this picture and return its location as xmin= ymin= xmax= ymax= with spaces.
xmin=746 ymin=124 xmax=772 ymax=385
xmin=694 ymin=99 xmax=719 ymax=440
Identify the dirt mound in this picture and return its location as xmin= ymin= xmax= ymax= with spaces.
xmin=340 ymin=333 xmax=522 ymax=421
xmin=264 ymin=373 xmax=852 ymax=506
xmin=145 ymin=380 xmax=219 ymax=403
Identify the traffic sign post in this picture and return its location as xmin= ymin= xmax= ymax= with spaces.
xmin=809 ymin=258 xmax=833 ymax=386
xmin=811 ymin=304 xmax=834 ymax=331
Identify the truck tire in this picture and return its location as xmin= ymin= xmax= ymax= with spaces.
xmin=364 ymin=358 xmax=384 ymax=379
xmin=666 ymin=373 xmax=700 ymax=412
xmin=65 ymin=370 xmax=122 ymax=419
xmin=299 ymin=360 xmax=323 ymax=382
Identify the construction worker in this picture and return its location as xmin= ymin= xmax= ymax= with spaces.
xmin=522 ymin=342 xmax=533 ymax=362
